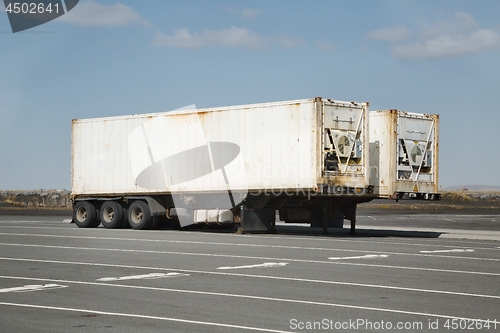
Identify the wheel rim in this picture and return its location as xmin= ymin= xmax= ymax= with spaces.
xmin=103 ymin=206 xmax=115 ymax=223
xmin=76 ymin=206 xmax=87 ymax=222
xmin=131 ymin=206 xmax=143 ymax=225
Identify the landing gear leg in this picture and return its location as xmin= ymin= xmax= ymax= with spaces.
xmin=322 ymin=199 xmax=329 ymax=235
xmin=350 ymin=209 xmax=357 ymax=235
xmin=340 ymin=203 xmax=357 ymax=235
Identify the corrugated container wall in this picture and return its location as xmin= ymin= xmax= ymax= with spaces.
xmin=369 ymin=110 xmax=439 ymax=198
xmin=72 ymin=98 xmax=370 ymax=197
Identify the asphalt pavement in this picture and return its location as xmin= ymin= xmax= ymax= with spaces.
xmin=0 ymin=215 xmax=499 ymax=332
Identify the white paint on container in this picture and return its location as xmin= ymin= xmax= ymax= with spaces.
xmin=369 ymin=110 xmax=439 ymax=199
xmin=72 ymin=98 xmax=371 ymax=198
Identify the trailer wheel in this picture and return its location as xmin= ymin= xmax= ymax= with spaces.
xmin=127 ymin=201 xmax=153 ymax=230
xmin=73 ymin=201 xmax=100 ymax=228
xmin=100 ymin=201 xmax=125 ymax=229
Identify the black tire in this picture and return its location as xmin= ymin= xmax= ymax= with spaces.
xmin=73 ymin=201 xmax=100 ymax=228
xmin=100 ymin=201 xmax=125 ymax=229
xmin=127 ymin=201 xmax=153 ymax=230
xmin=148 ymin=216 xmax=163 ymax=230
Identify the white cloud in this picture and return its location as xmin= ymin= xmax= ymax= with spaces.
xmin=369 ymin=12 xmax=500 ymax=61
xmin=150 ymin=27 xmax=266 ymax=49
xmin=418 ymin=12 xmax=477 ymax=40
xmin=365 ymin=27 xmax=411 ymax=42
xmin=393 ymin=29 xmax=500 ymax=60
xmin=58 ymin=1 xmax=150 ymax=27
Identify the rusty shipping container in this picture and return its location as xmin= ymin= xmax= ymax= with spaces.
xmin=71 ymin=97 xmax=373 ymax=232
xmin=369 ymin=110 xmax=439 ymax=199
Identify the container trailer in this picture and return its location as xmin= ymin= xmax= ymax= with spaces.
xmin=369 ymin=110 xmax=439 ymax=200
xmin=71 ymin=97 xmax=374 ymax=233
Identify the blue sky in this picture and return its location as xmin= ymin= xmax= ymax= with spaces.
xmin=1 ymin=0 xmax=500 ymax=190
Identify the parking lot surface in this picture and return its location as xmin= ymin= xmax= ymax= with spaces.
xmin=0 ymin=215 xmax=499 ymax=332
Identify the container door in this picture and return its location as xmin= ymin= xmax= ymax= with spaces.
xmin=396 ymin=114 xmax=437 ymax=182
xmin=321 ymin=100 xmax=369 ymax=187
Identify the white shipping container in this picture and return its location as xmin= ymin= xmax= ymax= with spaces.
xmin=71 ymin=97 xmax=370 ymax=198
xmin=369 ymin=110 xmax=439 ymax=199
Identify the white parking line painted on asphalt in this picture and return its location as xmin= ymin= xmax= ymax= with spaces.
xmin=1 ymin=225 xmax=499 ymax=251
xmin=217 ymin=262 xmax=288 ymax=270
xmin=0 ymin=284 xmax=67 ymax=293
xmin=420 ymin=249 xmax=475 ymax=254
xmin=2 ymin=260 xmax=500 ymax=300
xmin=0 ymin=301 xmax=293 ymax=333
xmin=0 ymin=287 xmax=497 ymax=324
xmin=97 ymin=272 xmax=188 ymax=282
xmin=0 ymin=244 xmax=499 ymax=276
xmin=0 ymin=221 xmax=52 ymax=223
xmin=247 ymin=232 xmax=500 ymax=250
xmin=0 ymin=233 xmax=498 ymax=261
xmin=6 ymin=225 xmax=500 ymax=251
xmin=329 ymin=254 xmax=389 ymax=260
